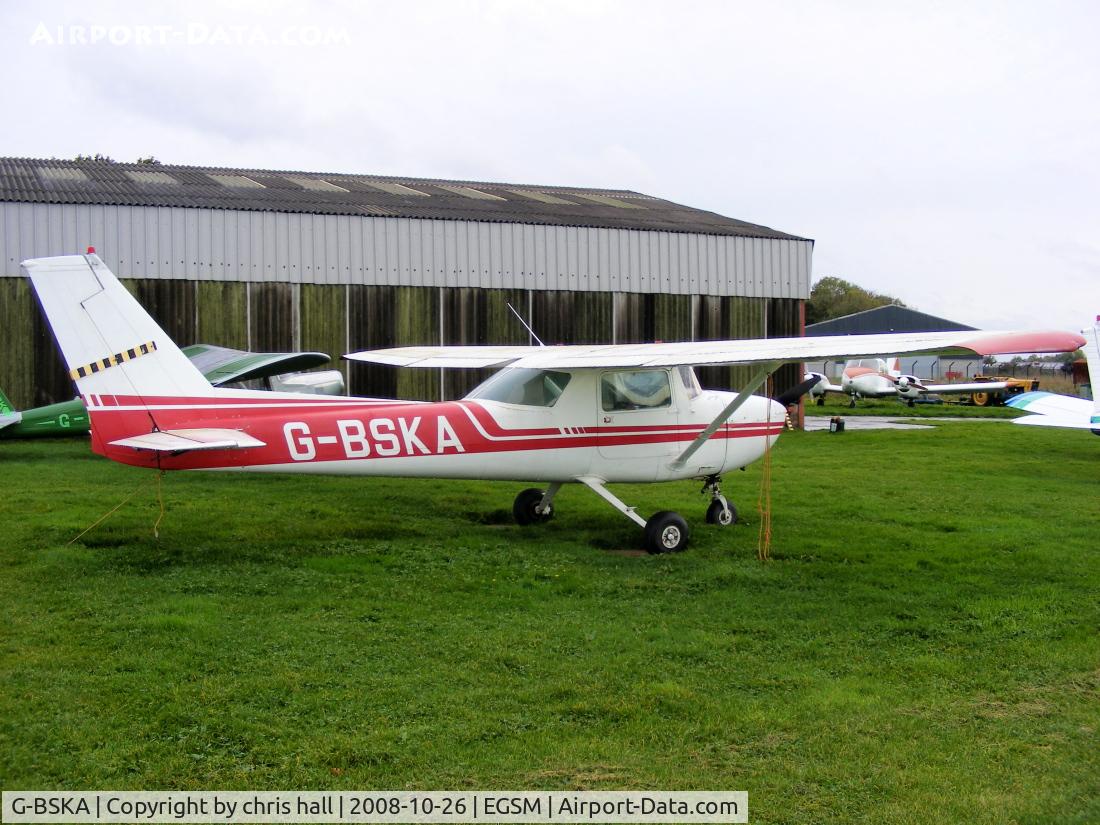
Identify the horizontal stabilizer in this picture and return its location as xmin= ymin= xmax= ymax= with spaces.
xmin=0 ymin=412 xmax=21 ymax=430
xmin=109 ymin=428 xmax=266 ymax=452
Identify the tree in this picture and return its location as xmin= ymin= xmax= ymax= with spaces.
xmin=71 ymin=154 xmax=162 ymax=165
xmin=806 ymin=276 xmax=907 ymax=325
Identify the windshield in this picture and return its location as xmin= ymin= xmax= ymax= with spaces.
xmin=467 ymin=368 xmax=572 ymax=407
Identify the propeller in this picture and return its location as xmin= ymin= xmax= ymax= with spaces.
xmin=774 ymin=374 xmax=823 ymax=408
xmin=891 ymin=374 xmax=927 ymax=390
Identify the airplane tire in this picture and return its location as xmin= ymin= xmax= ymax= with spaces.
xmin=705 ymin=500 xmax=737 ymax=526
xmin=513 ymin=488 xmax=553 ymax=526
xmin=645 ymin=511 xmax=690 ymax=554
xmin=815 ymin=396 xmax=825 ymax=406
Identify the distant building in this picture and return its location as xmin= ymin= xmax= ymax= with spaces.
xmin=0 ymin=157 xmax=812 ymax=407
xmin=805 ymin=304 xmax=981 ymax=379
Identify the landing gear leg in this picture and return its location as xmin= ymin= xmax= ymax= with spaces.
xmin=576 ymin=476 xmax=689 ymax=554
xmin=701 ymin=475 xmax=737 ymax=526
xmin=848 ymin=394 xmax=858 ymax=408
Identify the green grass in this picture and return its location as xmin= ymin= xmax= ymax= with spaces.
xmin=2 ymin=426 xmax=1098 ymax=825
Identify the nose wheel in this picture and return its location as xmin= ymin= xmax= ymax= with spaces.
xmin=706 ymin=499 xmax=736 ymax=525
xmin=701 ymin=475 xmax=737 ymax=526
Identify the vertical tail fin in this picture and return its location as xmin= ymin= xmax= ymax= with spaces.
xmin=0 ymin=386 xmax=12 ymax=415
xmin=21 ymin=253 xmax=214 ymax=401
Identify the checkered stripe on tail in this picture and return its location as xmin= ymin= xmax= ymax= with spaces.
xmin=69 ymin=341 xmax=158 ymax=380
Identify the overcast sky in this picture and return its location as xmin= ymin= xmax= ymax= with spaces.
xmin=2 ymin=0 xmax=1097 ymax=333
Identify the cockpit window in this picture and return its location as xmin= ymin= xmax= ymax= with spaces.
xmin=678 ymin=366 xmax=701 ymax=400
xmin=467 ymin=368 xmax=572 ymax=407
xmin=601 ymin=369 xmax=672 ymax=412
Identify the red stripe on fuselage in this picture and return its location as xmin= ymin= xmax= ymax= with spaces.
xmin=87 ymin=397 xmax=782 ymax=471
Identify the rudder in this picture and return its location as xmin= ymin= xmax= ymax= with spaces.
xmin=21 ymin=253 xmax=214 ymax=401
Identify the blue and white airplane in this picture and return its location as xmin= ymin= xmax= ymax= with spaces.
xmin=1006 ymin=319 xmax=1100 ymax=435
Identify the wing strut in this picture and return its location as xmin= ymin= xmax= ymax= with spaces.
xmin=671 ymin=361 xmax=780 ymax=470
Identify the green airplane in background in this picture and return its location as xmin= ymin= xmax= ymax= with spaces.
xmin=0 ymin=387 xmax=89 ymax=438
xmin=0 ymin=345 xmax=335 ymax=439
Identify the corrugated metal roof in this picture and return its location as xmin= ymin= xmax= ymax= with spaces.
xmin=806 ymin=304 xmax=976 ymax=335
xmin=0 ymin=157 xmax=806 ymax=241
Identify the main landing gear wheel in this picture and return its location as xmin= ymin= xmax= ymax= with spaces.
xmin=644 ymin=511 xmax=690 ymax=554
xmin=705 ymin=499 xmax=737 ymax=526
xmin=513 ymin=488 xmax=554 ymax=526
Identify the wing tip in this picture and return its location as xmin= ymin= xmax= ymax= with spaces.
xmin=959 ymin=331 xmax=1086 ymax=357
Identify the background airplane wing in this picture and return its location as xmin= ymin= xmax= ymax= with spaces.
xmin=182 ymin=345 xmax=330 ymax=386
xmin=347 ymin=330 xmax=1085 ymax=370
xmin=807 ymin=376 xmax=844 ymax=394
xmin=920 ymin=380 xmax=1011 ymax=394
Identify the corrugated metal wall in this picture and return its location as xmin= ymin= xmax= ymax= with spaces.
xmin=2 ymin=279 xmax=803 ymax=409
xmin=0 ymin=203 xmax=812 ymax=298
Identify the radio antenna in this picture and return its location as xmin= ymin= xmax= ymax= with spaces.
xmin=506 ymin=302 xmax=545 ymax=347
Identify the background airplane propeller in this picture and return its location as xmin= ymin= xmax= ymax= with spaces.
xmin=775 ymin=373 xmax=823 ymax=408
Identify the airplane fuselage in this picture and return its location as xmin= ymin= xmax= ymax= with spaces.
xmin=84 ymin=368 xmax=786 ymax=484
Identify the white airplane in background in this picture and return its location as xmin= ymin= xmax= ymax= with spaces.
xmin=20 ymin=253 xmax=1086 ymax=553
xmin=806 ymin=356 xmax=1013 ymax=407
xmin=1006 ymin=319 xmax=1099 ymax=435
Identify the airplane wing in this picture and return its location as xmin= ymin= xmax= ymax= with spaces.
xmin=182 ymin=344 xmax=330 ymax=386
xmin=346 ymin=330 xmax=1085 ymax=370
xmin=920 ymin=380 xmax=1011 ymax=394
xmin=807 ymin=376 xmax=844 ymax=395
xmin=345 ymin=345 xmax=543 ymax=369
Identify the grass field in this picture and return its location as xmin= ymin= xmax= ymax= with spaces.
xmin=2 ymin=423 xmax=1097 ymax=825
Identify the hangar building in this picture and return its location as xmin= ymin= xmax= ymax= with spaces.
xmin=806 ymin=304 xmax=982 ymax=379
xmin=0 ymin=157 xmax=812 ymax=409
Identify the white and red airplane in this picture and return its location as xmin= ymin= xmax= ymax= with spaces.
xmin=806 ymin=357 xmax=1013 ymax=407
xmin=21 ymin=253 xmax=1086 ymax=553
